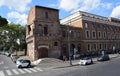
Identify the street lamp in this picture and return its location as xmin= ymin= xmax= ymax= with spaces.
xmin=67 ymin=20 xmax=72 ymax=66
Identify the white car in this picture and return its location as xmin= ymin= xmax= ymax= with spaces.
xmin=79 ymin=57 xmax=93 ymax=65
xmin=16 ymin=59 xmax=31 ymax=68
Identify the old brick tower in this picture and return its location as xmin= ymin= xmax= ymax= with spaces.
xmin=26 ymin=6 xmax=61 ymax=61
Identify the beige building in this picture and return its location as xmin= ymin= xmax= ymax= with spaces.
xmin=26 ymin=5 xmax=120 ymax=61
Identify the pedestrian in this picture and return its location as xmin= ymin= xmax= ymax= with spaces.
xmin=63 ymin=56 xmax=67 ymax=61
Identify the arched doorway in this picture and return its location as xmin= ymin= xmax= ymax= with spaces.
xmin=77 ymin=44 xmax=81 ymax=54
xmin=70 ymin=44 xmax=75 ymax=59
xmin=37 ymin=47 xmax=48 ymax=58
xmin=61 ymin=44 xmax=68 ymax=60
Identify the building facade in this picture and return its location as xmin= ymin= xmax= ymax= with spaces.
xmin=26 ymin=6 xmax=120 ymax=61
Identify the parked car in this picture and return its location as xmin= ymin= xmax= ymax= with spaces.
xmin=97 ymin=55 xmax=110 ymax=61
xmin=5 ymin=52 xmax=11 ymax=57
xmin=0 ymin=52 xmax=2 ymax=55
xmin=10 ymin=54 xmax=17 ymax=59
xmin=79 ymin=57 xmax=93 ymax=65
xmin=12 ymin=56 xmax=20 ymax=63
xmin=16 ymin=59 xmax=31 ymax=68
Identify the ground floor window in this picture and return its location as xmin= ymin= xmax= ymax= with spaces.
xmin=87 ymin=44 xmax=90 ymax=51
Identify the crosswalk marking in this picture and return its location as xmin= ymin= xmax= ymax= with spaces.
xmin=12 ymin=69 xmax=19 ymax=75
xmin=0 ymin=67 xmax=43 ymax=76
xmin=18 ymin=69 xmax=26 ymax=74
xmin=23 ymin=69 xmax=32 ymax=73
xmin=29 ymin=68 xmax=38 ymax=72
xmin=0 ymin=71 xmax=5 ymax=76
xmin=6 ymin=70 xmax=12 ymax=75
xmin=34 ymin=67 xmax=43 ymax=72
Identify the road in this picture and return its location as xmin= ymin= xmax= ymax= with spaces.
xmin=0 ymin=55 xmax=43 ymax=76
xmin=0 ymin=54 xmax=16 ymax=70
xmin=0 ymin=54 xmax=120 ymax=76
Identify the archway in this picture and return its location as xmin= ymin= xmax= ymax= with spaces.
xmin=70 ymin=44 xmax=75 ymax=59
xmin=37 ymin=47 xmax=48 ymax=58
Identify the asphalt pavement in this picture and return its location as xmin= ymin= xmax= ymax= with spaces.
xmin=35 ymin=54 xmax=119 ymax=69
xmin=0 ymin=53 xmax=119 ymax=76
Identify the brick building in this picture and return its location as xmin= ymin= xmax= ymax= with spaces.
xmin=26 ymin=5 xmax=120 ymax=61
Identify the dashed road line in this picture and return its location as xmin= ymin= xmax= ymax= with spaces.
xmin=23 ymin=68 xmax=32 ymax=73
xmin=17 ymin=69 xmax=26 ymax=74
xmin=34 ymin=67 xmax=43 ymax=72
xmin=0 ymin=71 xmax=5 ymax=76
xmin=0 ymin=67 xmax=43 ymax=76
xmin=6 ymin=70 xmax=12 ymax=75
xmin=12 ymin=69 xmax=19 ymax=75
xmin=29 ymin=68 xmax=38 ymax=72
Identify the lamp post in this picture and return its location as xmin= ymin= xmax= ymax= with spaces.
xmin=67 ymin=20 xmax=72 ymax=66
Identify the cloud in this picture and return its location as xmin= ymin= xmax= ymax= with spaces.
xmin=59 ymin=0 xmax=101 ymax=12
xmin=101 ymin=3 xmax=112 ymax=9
xmin=110 ymin=5 xmax=120 ymax=18
xmin=7 ymin=11 xmax=27 ymax=24
xmin=59 ymin=0 xmax=82 ymax=11
xmin=79 ymin=0 xmax=100 ymax=11
xmin=0 ymin=0 xmax=31 ymax=12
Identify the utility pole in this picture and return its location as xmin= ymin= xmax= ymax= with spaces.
xmin=67 ymin=20 xmax=72 ymax=66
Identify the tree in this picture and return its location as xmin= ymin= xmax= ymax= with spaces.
xmin=0 ymin=16 xmax=8 ymax=26
xmin=0 ymin=23 xmax=26 ymax=53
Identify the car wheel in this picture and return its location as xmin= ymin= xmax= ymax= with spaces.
xmin=85 ymin=63 xmax=87 ymax=65
xmin=27 ymin=63 xmax=31 ymax=68
xmin=91 ymin=61 xmax=93 ymax=64
xmin=18 ymin=65 xmax=22 ymax=68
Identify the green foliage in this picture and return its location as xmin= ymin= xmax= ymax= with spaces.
xmin=0 ymin=16 xmax=8 ymax=26
xmin=0 ymin=23 xmax=26 ymax=52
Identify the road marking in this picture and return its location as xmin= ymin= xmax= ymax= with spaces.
xmin=23 ymin=69 xmax=32 ymax=73
xmin=18 ymin=69 xmax=26 ymax=74
xmin=34 ymin=67 xmax=43 ymax=72
xmin=0 ymin=71 xmax=5 ymax=76
xmin=29 ymin=68 xmax=38 ymax=72
xmin=6 ymin=70 xmax=12 ymax=75
xmin=12 ymin=69 xmax=19 ymax=75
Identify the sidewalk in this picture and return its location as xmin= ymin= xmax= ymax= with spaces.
xmin=33 ymin=54 xmax=119 ymax=69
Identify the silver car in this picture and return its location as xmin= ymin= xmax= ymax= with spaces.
xmin=16 ymin=59 xmax=31 ymax=68
xmin=79 ymin=57 xmax=93 ymax=65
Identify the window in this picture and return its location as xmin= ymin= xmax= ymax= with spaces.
xmin=45 ymin=12 xmax=48 ymax=19
xmin=98 ymin=31 xmax=101 ymax=38
xmin=103 ymin=32 xmax=106 ymax=38
xmin=27 ymin=25 xmax=31 ymax=35
xmin=93 ymin=44 xmax=97 ymax=50
xmin=87 ymin=44 xmax=90 ymax=51
xmin=104 ymin=44 xmax=107 ymax=49
xmin=99 ymin=44 xmax=102 ymax=49
xmin=86 ymin=31 xmax=90 ymax=38
xmin=92 ymin=24 xmax=95 ymax=29
xmin=71 ymin=31 xmax=74 ymax=38
xmin=78 ymin=32 xmax=81 ymax=38
xmin=92 ymin=31 xmax=96 ymax=38
xmin=62 ymin=31 xmax=66 ymax=37
xmin=54 ymin=42 xmax=58 ymax=46
xmin=85 ymin=23 xmax=88 ymax=28
xmin=44 ymin=26 xmax=48 ymax=35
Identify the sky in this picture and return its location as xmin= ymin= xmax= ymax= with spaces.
xmin=0 ymin=0 xmax=120 ymax=25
